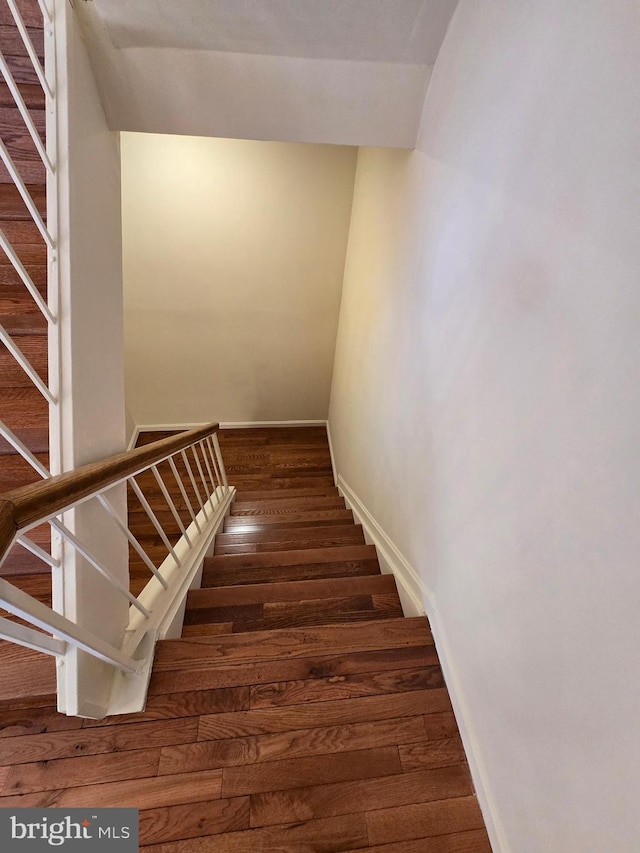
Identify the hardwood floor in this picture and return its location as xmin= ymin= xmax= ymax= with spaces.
xmin=0 ymin=426 xmax=492 ymax=851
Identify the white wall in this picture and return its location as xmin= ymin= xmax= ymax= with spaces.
xmin=122 ymin=133 xmax=356 ymax=427
xmin=74 ymin=0 xmax=457 ymax=148
xmin=53 ymin=0 xmax=127 ymax=717
xmin=329 ymin=2 xmax=640 ymax=851
xmin=58 ymin=9 xmax=125 ymax=468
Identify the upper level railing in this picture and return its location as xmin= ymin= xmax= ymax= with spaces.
xmin=0 ymin=0 xmax=58 ymax=474
xmin=0 ymin=422 xmax=233 ymax=716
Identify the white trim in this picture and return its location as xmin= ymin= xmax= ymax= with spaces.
xmin=333 ymin=474 xmax=507 ymax=853
xmin=336 ymin=475 xmax=427 ymax=618
xmin=219 ymin=420 xmax=328 ymax=429
xmin=427 ymin=604 xmax=509 ymax=853
xmin=326 ymin=419 xmax=338 ymax=484
xmin=106 ymin=486 xmax=235 ymax=717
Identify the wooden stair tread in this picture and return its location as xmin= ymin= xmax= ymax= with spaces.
xmin=247 ymin=665 xmax=444 ymax=710
xmin=0 ymin=451 xmax=48 ymax=492
xmin=224 ymin=476 xmax=336 ymax=490
xmin=180 ymin=600 xmax=392 ymax=635
xmin=0 ymin=387 xmax=48 ymax=431
xmin=231 ymin=495 xmax=346 ymax=514
xmin=0 ymin=220 xmax=47 ymax=244
xmin=206 ymin=544 xmax=378 ymax=572
xmin=0 ymin=654 xmax=56 ymax=708
xmin=0 ymin=184 xmax=46 ymax=220
xmin=0 ymin=572 xmax=51 ymax=602
xmin=0 ymin=312 xmax=47 ymax=335
xmin=0 ymin=4 xmax=44 ymax=29
xmin=0 ymin=23 xmax=45 ymax=59
xmin=148 ymin=644 xmax=439 ymax=696
xmin=187 ymin=573 xmax=398 ymax=608
xmin=0 ymin=428 xmax=47 ymax=455
xmin=234 ymin=487 xmax=339 ymax=501
xmin=0 ymin=344 xmax=47 ymax=390
xmin=215 ymin=523 xmax=363 ymax=546
xmin=214 ymin=532 xmax=365 ymax=555
xmin=201 ymin=560 xmax=380 ymax=588
xmin=0 ymin=272 xmax=47 ymax=303
xmin=0 ymin=555 xmax=51 ymax=577
xmin=214 ymin=528 xmax=365 ymax=555
xmin=223 ymin=509 xmax=354 ymax=531
xmin=154 ymin=618 xmax=432 ymax=671
xmin=183 ymin=593 xmax=403 ymax=634
xmin=0 ymin=81 xmax=45 ymax=110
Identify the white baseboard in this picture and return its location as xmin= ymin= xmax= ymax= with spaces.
xmin=427 ymin=603 xmax=509 ymax=853
xmin=336 ymin=475 xmax=427 ymax=618
xmin=326 ymin=420 xmax=338 ymax=485
xmin=334 ymin=475 xmax=507 ymax=853
xmin=219 ymin=420 xmax=328 ymax=429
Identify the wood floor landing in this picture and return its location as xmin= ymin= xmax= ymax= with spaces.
xmin=0 ymin=426 xmax=492 ymax=852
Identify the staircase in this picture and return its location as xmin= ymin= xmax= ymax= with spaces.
xmin=0 ymin=0 xmax=51 ymax=581
xmin=0 ymin=426 xmax=491 ymax=851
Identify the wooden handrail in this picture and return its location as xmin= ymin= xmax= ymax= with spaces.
xmin=0 ymin=499 xmax=16 ymax=564
xmin=0 ymin=422 xmax=219 ymax=563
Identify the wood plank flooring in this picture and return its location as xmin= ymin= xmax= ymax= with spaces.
xmin=0 ymin=425 xmax=492 ymax=851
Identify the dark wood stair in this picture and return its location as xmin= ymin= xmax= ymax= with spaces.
xmin=201 ymin=544 xmax=382 ymax=587
xmin=214 ymin=522 xmax=366 ymax=554
xmin=0 ymin=428 xmax=491 ymax=850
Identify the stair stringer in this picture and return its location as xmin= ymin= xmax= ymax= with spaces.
xmin=104 ymin=486 xmax=235 ymax=718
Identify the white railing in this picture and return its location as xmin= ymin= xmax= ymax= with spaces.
xmin=0 ymin=423 xmax=233 ymax=717
xmin=0 ymin=6 xmax=236 ymax=721
xmin=0 ymin=0 xmax=59 ymax=484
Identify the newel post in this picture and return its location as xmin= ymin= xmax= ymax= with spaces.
xmin=50 ymin=0 xmax=128 ymax=718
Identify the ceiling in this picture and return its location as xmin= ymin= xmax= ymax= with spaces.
xmin=77 ymin=0 xmax=458 ymax=147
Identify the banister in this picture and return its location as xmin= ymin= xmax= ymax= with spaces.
xmin=0 ymin=422 xmax=220 ymax=563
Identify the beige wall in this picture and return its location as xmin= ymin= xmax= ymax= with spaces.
xmin=329 ymin=2 xmax=640 ymax=851
xmin=122 ymin=133 xmax=356 ymax=426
